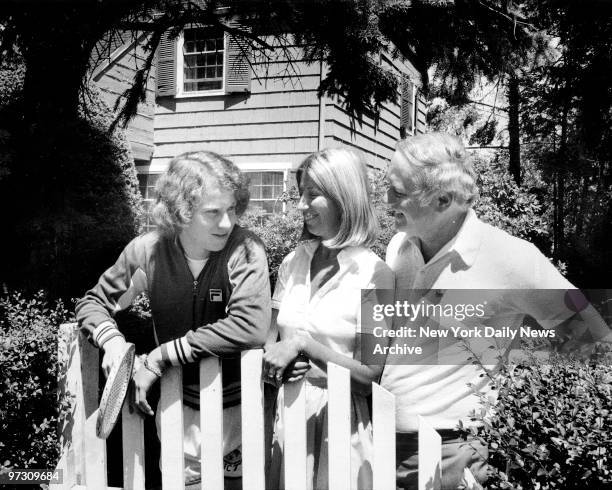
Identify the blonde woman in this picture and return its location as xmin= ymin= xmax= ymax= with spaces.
xmin=264 ymin=148 xmax=394 ymax=490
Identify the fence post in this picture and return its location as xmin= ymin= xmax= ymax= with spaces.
xmin=200 ymin=357 xmax=224 ymax=489
xmin=327 ymin=363 xmax=351 ymax=490
xmin=79 ymin=332 xmax=107 ymax=490
xmin=121 ymin=403 xmax=145 ymax=490
xmin=417 ymin=415 xmax=441 ymax=490
xmin=283 ymin=379 xmax=307 ymax=490
xmin=160 ymin=366 xmax=185 ymax=489
xmin=372 ymin=383 xmax=395 ymax=490
xmin=241 ymin=350 xmax=265 ymax=490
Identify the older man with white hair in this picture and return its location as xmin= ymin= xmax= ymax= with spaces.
xmin=380 ymin=132 xmax=611 ymax=489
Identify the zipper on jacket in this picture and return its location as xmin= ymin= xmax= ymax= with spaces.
xmin=190 ymin=259 xmax=212 ymax=330
xmin=192 ymin=279 xmax=199 ymax=329
xmin=176 ymin=235 xmax=214 ymax=332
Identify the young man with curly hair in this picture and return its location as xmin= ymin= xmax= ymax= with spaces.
xmin=76 ymin=151 xmax=271 ymax=489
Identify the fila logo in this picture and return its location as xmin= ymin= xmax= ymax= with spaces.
xmin=209 ymin=289 xmax=223 ymax=302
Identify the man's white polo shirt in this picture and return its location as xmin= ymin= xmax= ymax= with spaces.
xmin=380 ymin=209 xmax=575 ymax=432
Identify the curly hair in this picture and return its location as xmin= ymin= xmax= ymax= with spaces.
xmin=151 ymin=151 xmax=250 ymax=236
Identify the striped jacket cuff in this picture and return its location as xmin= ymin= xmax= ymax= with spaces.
xmin=161 ymin=337 xmax=196 ymax=366
xmin=93 ymin=320 xmax=124 ymax=348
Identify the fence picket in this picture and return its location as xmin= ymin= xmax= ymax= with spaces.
xmin=241 ymin=350 xmax=265 ymax=490
xmin=68 ymin=326 xmax=86 ymax=488
xmin=372 ymin=383 xmax=396 ymax=490
xmin=121 ymin=403 xmax=145 ymax=490
xmin=327 ymin=363 xmax=351 ymax=490
xmin=80 ymin=336 xmax=107 ymax=490
xmin=417 ymin=415 xmax=441 ymax=490
xmin=200 ymin=357 xmax=224 ymax=489
xmin=283 ymin=379 xmax=307 ymax=490
xmin=160 ymin=366 xmax=185 ymax=489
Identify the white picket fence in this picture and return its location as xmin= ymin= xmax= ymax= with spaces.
xmin=53 ymin=324 xmax=480 ymax=490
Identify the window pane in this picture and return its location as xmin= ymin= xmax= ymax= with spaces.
xmin=250 ymin=186 xmax=262 ymax=199
xmin=138 ymin=174 xmax=161 ymax=232
xmin=183 ymin=27 xmax=224 ymax=92
xmin=262 ymin=186 xmax=274 ymax=199
xmin=244 ymin=172 xmax=285 ymax=215
xmin=250 ymin=200 xmax=276 ymax=214
xmin=205 ymin=39 xmax=216 ymax=51
xmin=196 ymin=80 xmax=222 ymax=91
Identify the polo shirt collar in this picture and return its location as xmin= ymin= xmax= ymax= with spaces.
xmin=421 ymin=208 xmax=482 ymax=268
xmin=302 ymin=239 xmax=361 ymax=267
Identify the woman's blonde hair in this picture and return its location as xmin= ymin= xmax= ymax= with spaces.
xmin=395 ymin=132 xmax=478 ymax=207
xmin=297 ymin=148 xmax=378 ymax=249
xmin=152 ymin=151 xmax=249 ymax=236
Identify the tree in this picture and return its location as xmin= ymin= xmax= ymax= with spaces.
xmin=519 ymin=0 xmax=612 ymax=284
xmin=3 ymin=0 xmax=604 ymax=295
xmin=0 ymin=0 xmax=406 ymax=296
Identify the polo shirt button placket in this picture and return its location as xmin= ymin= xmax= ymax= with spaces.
xmin=414 ymin=268 xmax=427 ymax=289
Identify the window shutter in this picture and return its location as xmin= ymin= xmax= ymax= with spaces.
xmin=156 ymin=31 xmax=177 ymax=97
xmin=224 ymin=22 xmax=251 ymax=93
xmin=399 ymin=75 xmax=415 ymax=137
xmin=415 ymin=88 xmax=426 ymax=134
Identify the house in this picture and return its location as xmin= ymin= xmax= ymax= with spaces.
xmin=92 ymin=24 xmax=427 ymax=230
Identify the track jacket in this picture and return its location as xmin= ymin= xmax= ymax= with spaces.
xmin=75 ymin=225 xmax=271 ymax=408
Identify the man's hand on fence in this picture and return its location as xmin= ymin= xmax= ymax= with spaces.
xmin=131 ymin=348 xmax=164 ymax=417
xmin=101 ymin=336 xmax=128 ymax=378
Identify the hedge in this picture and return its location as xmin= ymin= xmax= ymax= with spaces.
xmin=0 ymin=60 xmax=143 ymax=298
xmin=0 ymin=291 xmax=72 ymax=472
xmin=464 ymin=357 xmax=612 ymax=489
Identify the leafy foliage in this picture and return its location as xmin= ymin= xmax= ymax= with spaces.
xmin=240 ymin=190 xmax=304 ymax=291
xmin=0 ymin=291 xmax=73 ymax=471
xmin=473 ymin=153 xmax=548 ymax=243
xmin=378 ymin=0 xmax=536 ymax=103
xmin=517 ymin=1 xmax=612 ymax=286
xmin=465 ymin=358 xmax=612 ymax=489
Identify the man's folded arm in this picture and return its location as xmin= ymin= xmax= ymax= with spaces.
xmin=75 ymin=237 xmax=148 ymax=348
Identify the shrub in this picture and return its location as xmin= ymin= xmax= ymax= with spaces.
xmin=0 ymin=290 xmax=72 ymax=471
xmin=472 ymin=152 xmax=549 ymax=244
xmin=240 ymin=193 xmax=304 ymax=290
xmin=0 ymin=62 xmax=144 ymax=298
xmin=369 ymin=169 xmax=396 ymax=260
xmin=465 ymin=358 xmax=612 ymax=489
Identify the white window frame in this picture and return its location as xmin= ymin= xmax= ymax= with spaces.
xmin=137 ymin=171 xmax=164 ymax=232
xmin=176 ymin=26 xmax=228 ymax=98
xmin=239 ymin=162 xmax=293 ymax=215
